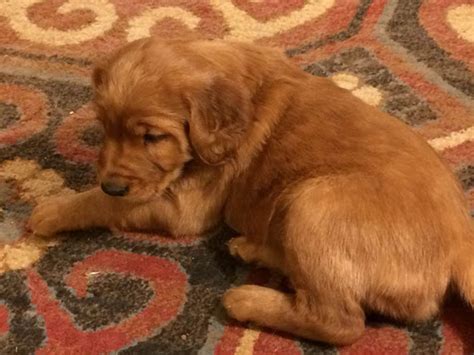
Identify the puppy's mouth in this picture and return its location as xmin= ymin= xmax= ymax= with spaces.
xmin=103 ymin=185 xmax=150 ymax=200
xmin=101 ymin=181 xmax=129 ymax=197
xmin=99 ymin=166 xmax=184 ymax=202
xmin=99 ymin=179 xmax=171 ymax=203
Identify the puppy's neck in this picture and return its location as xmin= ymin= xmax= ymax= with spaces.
xmin=230 ymin=76 xmax=299 ymax=175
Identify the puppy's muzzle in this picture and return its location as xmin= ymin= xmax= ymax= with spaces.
xmin=101 ymin=181 xmax=129 ymax=197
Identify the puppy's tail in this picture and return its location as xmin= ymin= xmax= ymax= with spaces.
xmin=453 ymin=228 xmax=474 ymax=307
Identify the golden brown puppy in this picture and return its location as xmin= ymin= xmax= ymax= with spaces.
xmin=29 ymin=38 xmax=474 ymax=345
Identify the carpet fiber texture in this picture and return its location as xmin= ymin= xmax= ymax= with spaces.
xmin=0 ymin=1 xmax=473 ymax=354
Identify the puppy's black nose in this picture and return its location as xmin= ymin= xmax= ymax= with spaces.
xmin=101 ymin=181 xmax=129 ymax=197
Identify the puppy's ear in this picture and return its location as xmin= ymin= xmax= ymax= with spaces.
xmin=186 ymin=75 xmax=252 ymax=165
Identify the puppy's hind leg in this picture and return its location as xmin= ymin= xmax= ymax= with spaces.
xmin=222 ymin=285 xmax=365 ymax=345
xmin=223 ymin=178 xmax=369 ymax=344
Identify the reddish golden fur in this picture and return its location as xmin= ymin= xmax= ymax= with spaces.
xmin=30 ymin=38 xmax=474 ymax=345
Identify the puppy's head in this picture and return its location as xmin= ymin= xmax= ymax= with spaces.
xmin=92 ymin=39 xmax=253 ymax=201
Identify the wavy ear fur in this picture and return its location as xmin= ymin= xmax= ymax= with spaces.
xmin=186 ymin=75 xmax=252 ymax=165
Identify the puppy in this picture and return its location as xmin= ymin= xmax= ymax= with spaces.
xmin=30 ymin=38 xmax=474 ymax=345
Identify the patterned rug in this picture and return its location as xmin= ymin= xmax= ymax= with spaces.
xmin=0 ymin=1 xmax=473 ymax=354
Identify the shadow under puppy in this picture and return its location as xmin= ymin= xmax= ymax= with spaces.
xmin=29 ymin=38 xmax=474 ymax=345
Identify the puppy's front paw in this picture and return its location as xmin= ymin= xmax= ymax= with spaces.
xmin=29 ymin=196 xmax=75 ymax=236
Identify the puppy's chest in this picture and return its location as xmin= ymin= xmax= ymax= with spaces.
xmin=224 ymin=175 xmax=282 ymax=236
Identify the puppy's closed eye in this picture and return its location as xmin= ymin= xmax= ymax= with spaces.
xmin=143 ymin=133 xmax=170 ymax=145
